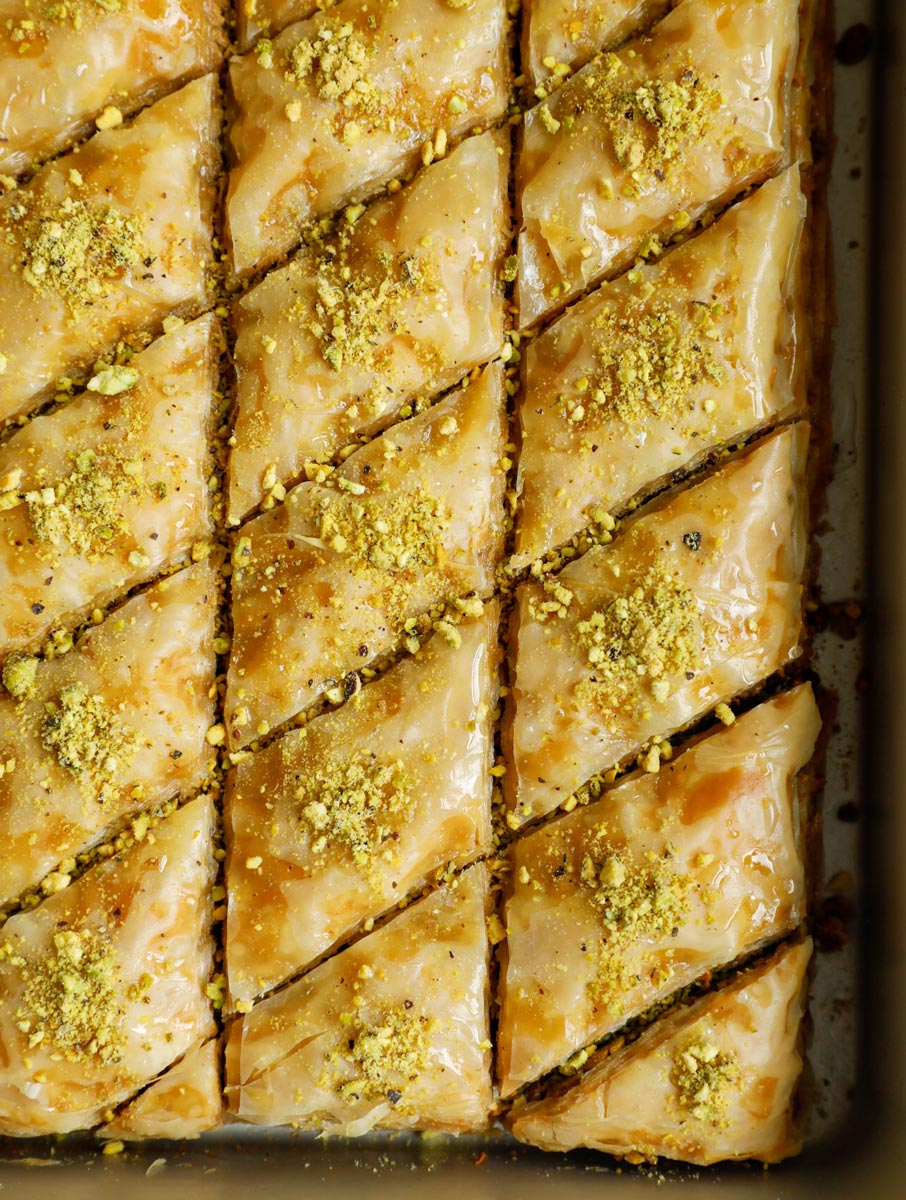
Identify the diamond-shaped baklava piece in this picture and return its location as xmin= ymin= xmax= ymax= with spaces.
xmin=512 ymin=169 xmax=806 ymax=569
xmin=100 ymin=1038 xmax=222 ymax=1142
xmin=228 ymin=130 xmax=509 ymax=523
xmin=0 ymin=75 xmax=219 ymax=425
xmin=0 ymin=315 xmax=217 ymax=658
xmin=224 ymin=0 xmax=509 ymax=275
xmin=509 ymin=938 xmax=812 ymax=1165
xmin=505 ymin=424 xmax=808 ymax=828
xmin=0 ymin=794 xmax=216 ymax=1136
xmin=225 ymin=864 xmax=492 ymax=1132
xmin=522 ymin=0 xmax=667 ymax=88
xmin=515 ymin=0 xmax=799 ymax=326
xmin=0 ymin=0 xmax=224 ymax=177
xmin=497 ymin=684 xmax=819 ymax=1095
xmin=226 ymin=363 xmax=506 ymax=749
xmin=226 ymin=606 xmax=499 ymax=1004
xmin=0 ymin=562 xmax=217 ymax=905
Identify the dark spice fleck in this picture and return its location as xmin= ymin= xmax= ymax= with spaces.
xmin=683 ymin=531 xmax=702 ymax=551
xmin=387 ymin=1089 xmax=402 ymax=1104
xmin=31 ymin=602 xmax=45 ymax=614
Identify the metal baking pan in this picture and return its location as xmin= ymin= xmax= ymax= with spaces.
xmin=0 ymin=0 xmax=896 ymax=1192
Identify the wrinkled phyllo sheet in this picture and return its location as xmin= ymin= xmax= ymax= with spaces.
xmin=226 ymin=363 xmax=506 ymax=749
xmin=226 ymin=607 xmax=499 ymax=1004
xmin=521 ymin=0 xmax=668 ymax=89
xmin=101 ymin=1038 xmax=222 ymax=1142
xmin=505 ymin=423 xmax=808 ymax=828
xmin=497 ymin=685 xmax=819 ymax=1096
xmin=236 ymin=0 xmax=319 ymax=53
xmin=227 ymin=130 xmax=509 ymax=524
xmin=512 ymin=169 xmax=806 ymax=569
xmin=0 ymin=315 xmax=217 ymax=659
xmin=225 ymin=864 xmax=493 ymax=1132
xmin=0 ymin=0 xmax=224 ymax=177
xmin=0 ymin=794 xmax=216 ymax=1136
xmin=509 ymin=938 xmax=813 ymax=1164
xmin=0 ymin=75 xmax=219 ymax=425
xmin=224 ymin=0 xmax=509 ymax=276
xmin=515 ymin=0 xmax=799 ymax=326
xmin=0 ymin=562 xmax=217 ymax=905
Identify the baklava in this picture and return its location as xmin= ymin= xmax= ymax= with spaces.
xmin=0 ymin=0 xmax=827 ymax=1167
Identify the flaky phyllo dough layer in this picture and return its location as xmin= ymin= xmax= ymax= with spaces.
xmin=0 ymin=0 xmax=826 ymax=1163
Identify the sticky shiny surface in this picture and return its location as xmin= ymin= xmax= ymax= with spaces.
xmin=0 ymin=0 xmax=224 ymax=175
xmin=498 ymin=685 xmax=819 ymax=1094
xmin=506 ymin=424 xmax=809 ymax=826
xmin=228 ymin=131 xmax=509 ymax=522
xmin=510 ymin=939 xmax=812 ymax=1164
xmin=0 ymin=315 xmax=216 ymax=657
xmin=226 ymin=364 xmax=506 ymax=749
xmin=521 ymin=0 xmax=667 ymax=86
xmin=225 ymin=866 xmax=492 ymax=1132
xmin=0 ymin=562 xmax=217 ymax=904
xmin=0 ymin=795 xmax=216 ymax=1136
xmin=0 ymin=76 xmax=218 ymax=424
xmin=513 ymin=169 xmax=806 ymax=568
xmin=515 ymin=0 xmax=799 ymax=325
xmin=225 ymin=0 xmax=509 ymax=275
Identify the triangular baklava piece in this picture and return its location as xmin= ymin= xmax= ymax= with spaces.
xmin=0 ymin=562 xmax=217 ymax=905
xmin=228 ymin=130 xmax=509 ymax=523
xmin=509 ymin=938 xmax=812 ymax=1165
xmin=0 ymin=793 xmax=216 ymax=1136
xmin=0 ymin=1 xmax=224 ymax=176
xmin=505 ymin=423 xmax=808 ymax=827
xmin=512 ymin=169 xmax=806 ymax=569
xmin=100 ymin=1038 xmax=222 ymax=1142
xmin=497 ymin=684 xmax=819 ymax=1095
xmin=0 ymin=314 xmax=218 ymax=658
xmin=522 ymin=0 xmax=668 ymax=89
xmin=225 ymin=0 xmax=509 ymax=275
xmin=515 ymin=0 xmax=800 ymax=325
xmin=226 ymin=362 xmax=506 ymax=749
xmin=0 ymin=75 xmax=219 ymax=424
xmin=226 ymin=606 xmax=499 ymax=1004
xmin=225 ymin=864 xmax=492 ymax=1132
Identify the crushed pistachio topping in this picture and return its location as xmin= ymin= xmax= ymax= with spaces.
xmin=318 ymin=488 xmax=450 ymax=575
xmin=22 ymin=446 xmax=145 ymax=557
xmin=86 ymin=364 xmax=139 ymax=396
xmin=584 ymin=59 xmax=721 ymax=188
xmin=6 ymin=928 xmax=125 ymax=1066
xmin=560 ymin=303 xmax=725 ymax=428
xmin=9 ymin=1 xmax=121 ymax=39
xmin=670 ymin=1038 xmax=741 ymax=1126
xmin=300 ymin=227 xmax=440 ymax=376
xmin=576 ymin=837 xmax=693 ymax=1010
xmin=1 ymin=653 xmax=38 ymax=700
xmin=575 ymin=565 xmax=708 ymax=718
xmin=295 ymin=753 xmax=413 ymax=881
xmin=40 ymin=683 xmax=139 ymax=802
xmin=330 ymin=1003 xmax=435 ymax=1107
xmin=282 ymin=19 xmax=393 ymax=137
xmin=15 ymin=195 xmax=144 ymax=309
